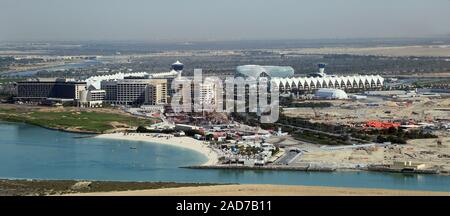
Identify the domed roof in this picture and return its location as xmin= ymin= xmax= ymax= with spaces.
xmin=236 ymin=65 xmax=294 ymax=78
xmin=315 ymin=88 xmax=348 ymax=99
xmin=171 ymin=60 xmax=184 ymax=72
xmin=172 ymin=60 xmax=183 ymax=66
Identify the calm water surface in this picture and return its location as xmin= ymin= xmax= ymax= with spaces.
xmin=0 ymin=122 xmax=449 ymax=192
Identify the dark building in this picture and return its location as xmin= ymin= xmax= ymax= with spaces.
xmin=101 ymin=80 xmax=118 ymax=102
xmin=16 ymin=78 xmax=87 ymax=101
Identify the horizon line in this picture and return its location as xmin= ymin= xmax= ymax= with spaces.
xmin=2 ymin=35 xmax=450 ymax=44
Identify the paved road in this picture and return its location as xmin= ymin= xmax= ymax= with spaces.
xmin=274 ymin=150 xmax=302 ymax=165
xmin=321 ymin=142 xmax=391 ymax=150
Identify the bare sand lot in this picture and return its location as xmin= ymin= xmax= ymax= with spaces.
xmin=281 ymin=97 xmax=450 ymax=171
xmin=283 ymin=98 xmax=450 ymax=124
xmin=281 ymin=45 xmax=450 ymax=57
xmin=67 ymin=184 xmax=449 ymax=196
xmin=291 ymin=137 xmax=450 ymax=171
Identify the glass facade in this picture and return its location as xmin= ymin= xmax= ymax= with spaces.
xmin=236 ymin=65 xmax=295 ymax=78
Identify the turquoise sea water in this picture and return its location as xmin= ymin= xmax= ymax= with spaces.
xmin=0 ymin=122 xmax=449 ymax=192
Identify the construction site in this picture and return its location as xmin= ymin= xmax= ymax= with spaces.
xmin=283 ymin=96 xmax=450 ymax=126
xmin=267 ymin=136 xmax=450 ymax=173
xmin=262 ymin=90 xmax=450 ymax=174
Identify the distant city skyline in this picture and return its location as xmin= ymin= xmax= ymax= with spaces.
xmin=1 ymin=0 xmax=450 ymax=42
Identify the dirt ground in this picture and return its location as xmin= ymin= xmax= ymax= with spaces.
xmin=283 ymin=98 xmax=450 ymax=124
xmin=279 ymin=45 xmax=450 ymax=57
xmin=290 ymin=137 xmax=450 ymax=171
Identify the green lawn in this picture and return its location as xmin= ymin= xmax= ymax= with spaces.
xmin=0 ymin=108 xmax=159 ymax=133
xmin=0 ymin=78 xmax=24 ymax=84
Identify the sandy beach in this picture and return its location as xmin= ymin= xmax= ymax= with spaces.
xmin=96 ymin=133 xmax=219 ymax=166
xmin=67 ymin=184 xmax=450 ymax=196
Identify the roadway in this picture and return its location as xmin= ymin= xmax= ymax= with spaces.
xmin=320 ymin=142 xmax=392 ymax=150
xmin=274 ymin=150 xmax=303 ymax=165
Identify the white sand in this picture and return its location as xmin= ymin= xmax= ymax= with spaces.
xmin=96 ymin=133 xmax=219 ymax=166
xmin=67 ymin=184 xmax=450 ymax=196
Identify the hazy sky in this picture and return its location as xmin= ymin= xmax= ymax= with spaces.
xmin=1 ymin=0 xmax=450 ymax=42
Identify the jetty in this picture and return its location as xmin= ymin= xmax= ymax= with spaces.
xmin=183 ymin=165 xmax=336 ymax=172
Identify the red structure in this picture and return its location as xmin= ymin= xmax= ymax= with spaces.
xmin=365 ymin=121 xmax=400 ymax=129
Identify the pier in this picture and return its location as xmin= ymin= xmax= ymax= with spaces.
xmin=183 ymin=165 xmax=336 ymax=172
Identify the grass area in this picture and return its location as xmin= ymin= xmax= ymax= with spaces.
xmin=0 ymin=179 xmax=218 ymax=196
xmin=413 ymin=78 xmax=450 ymax=87
xmin=0 ymin=78 xmax=24 ymax=84
xmin=0 ymin=106 xmax=159 ymax=133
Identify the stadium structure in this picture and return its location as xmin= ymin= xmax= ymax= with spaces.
xmin=236 ymin=64 xmax=384 ymax=93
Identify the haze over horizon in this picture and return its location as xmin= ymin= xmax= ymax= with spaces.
xmin=1 ymin=0 xmax=450 ymax=42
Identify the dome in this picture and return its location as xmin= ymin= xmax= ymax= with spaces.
xmin=173 ymin=60 xmax=183 ymax=65
xmin=236 ymin=65 xmax=294 ymax=78
xmin=314 ymin=88 xmax=348 ymax=99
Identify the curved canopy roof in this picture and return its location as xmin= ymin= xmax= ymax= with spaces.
xmin=236 ymin=65 xmax=294 ymax=78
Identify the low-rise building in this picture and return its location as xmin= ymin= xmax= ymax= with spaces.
xmin=175 ymin=124 xmax=202 ymax=131
xmin=391 ymin=161 xmax=426 ymax=170
xmin=78 ymin=89 xmax=106 ymax=108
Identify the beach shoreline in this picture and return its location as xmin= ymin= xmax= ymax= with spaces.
xmin=96 ymin=133 xmax=219 ymax=166
xmin=66 ymin=184 xmax=450 ymax=196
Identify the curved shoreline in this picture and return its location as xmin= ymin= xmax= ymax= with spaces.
xmin=96 ymin=132 xmax=219 ymax=166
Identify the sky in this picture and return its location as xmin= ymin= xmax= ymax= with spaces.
xmin=1 ymin=0 xmax=450 ymax=42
